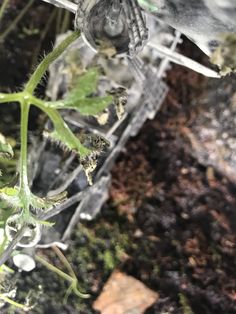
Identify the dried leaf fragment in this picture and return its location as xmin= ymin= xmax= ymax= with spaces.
xmin=93 ymin=271 xmax=158 ymax=314
xmin=0 ymin=133 xmax=13 ymax=159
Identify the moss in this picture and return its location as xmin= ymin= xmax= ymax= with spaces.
xmin=102 ymin=250 xmax=115 ymax=271
xmin=8 ymin=205 xmax=138 ymax=312
xmin=179 ymin=293 xmax=194 ymax=314
xmin=70 ymin=219 xmax=130 ymax=277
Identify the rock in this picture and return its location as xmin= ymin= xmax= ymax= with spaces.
xmin=182 ymin=75 xmax=236 ymax=184
xmin=13 ymin=253 xmax=36 ymax=272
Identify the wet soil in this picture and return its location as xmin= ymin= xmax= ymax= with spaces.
xmin=0 ymin=1 xmax=236 ymax=314
xmin=110 ymin=67 xmax=236 ymax=314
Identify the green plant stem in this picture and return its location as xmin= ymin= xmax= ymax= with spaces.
xmin=25 ymin=30 xmax=81 ymax=94
xmin=36 ymin=254 xmax=74 ymax=282
xmin=0 ymin=235 xmax=8 ymax=256
xmin=0 ymin=31 xmax=84 ymax=209
xmin=1 ymin=263 xmax=14 ymax=273
xmin=0 ymin=93 xmax=21 ymax=104
xmin=35 ymin=254 xmax=90 ymax=299
xmin=0 ymin=157 xmax=17 ymax=166
xmin=0 ymin=294 xmax=29 ymax=310
xmin=19 ymin=100 xmax=31 ymax=213
xmin=30 ymin=96 xmax=90 ymax=157
xmin=0 ymin=0 xmax=35 ymax=43
xmin=0 ymin=31 xmax=88 ymax=224
xmin=53 ymin=245 xmax=76 ymax=279
xmin=0 ymin=0 xmax=10 ymax=22
xmin=0 ymin=31 xmax=87 ymax=265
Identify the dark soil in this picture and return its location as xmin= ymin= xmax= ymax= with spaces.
xmin=110 ymin=67 xmax=236 ymax=314
xmin=0 ymin=1 xmax=236 ymax=314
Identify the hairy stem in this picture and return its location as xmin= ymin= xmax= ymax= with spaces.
xmin=36 ymin=254 xmax=90 ymax=298
xmin=19 ymin=100 xmax=31 ymax=212
xmin=0 ymin=93 xmax=21 ymax=104
xmin=0 ymin=294 xmax=29 ymax=310
xmin=36 ymin=255 xmax=74 ymax=283
xmin=0 ymin=0 xmax=10 ymax=22
xmin=52 ymin=245 xmax=77 ymax=279
xmin=31 ymin=96 xmax=90 ymax=157
xmin=31 ymin=8 xmax=58 ymax=69
xmin=25 ymin=31 xmax=80 ymax=94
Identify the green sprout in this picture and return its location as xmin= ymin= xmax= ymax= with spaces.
xmin=0 ymin=264 xmax=33 ymax=311
xmin=0 ymin=30 xmax=113 ymax=247
xmin=36 ymin=246 xmax=90 ymax=302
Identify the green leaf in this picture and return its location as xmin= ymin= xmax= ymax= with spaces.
xmin=0 ymin=187 xmax=21 ymax=208
xmin=45 ymin=68 xmax=113 ymax=116
xmin=0 ymin=187 xmax=18 ymax=197
xmin=36 ymin=219 xmax=55 ymax=227
xmin=52 ymin=96 xmax=113 ymax=116
xmin=0 ymin=133 xmax=13 ymax=159
xmin=69 ymin=68 xmax=100 ymax=99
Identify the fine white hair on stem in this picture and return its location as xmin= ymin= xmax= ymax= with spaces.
xmin=41 ymin=0 xmax=77 ymax=14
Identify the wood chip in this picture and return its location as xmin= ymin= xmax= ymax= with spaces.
xmin=93 ymin=271 xmax=158 ymax=314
